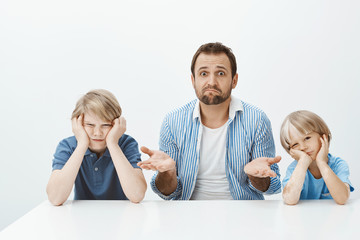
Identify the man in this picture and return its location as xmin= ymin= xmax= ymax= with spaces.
xmin=138 ymin=42 xmax=281 ymax=200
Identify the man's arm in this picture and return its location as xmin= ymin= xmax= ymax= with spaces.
xmin=138 ymin=147 xmax=178 ymax=196
xmin=155 ymin=169 xmax=178 ymax=195
xmin=246 ymin=112 xmax=281 ymax=193
xmin=244 ymin=156 xmax=281 ymax=192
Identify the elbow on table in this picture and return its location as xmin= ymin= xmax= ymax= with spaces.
xmin=283 ymin=198 xmax=299 ymax=205
xmin=334 ymin=195 xmax=349 ymax=205
xmin=47 ymin=195 xmax=66 ymax=206
xmin=282 ymin=192 xmax=299 ymax=205
xmin=128 ymin=185 xmax=147 ymax=204
xmin=128 ymin=194 xmax=145 ymax=204
xmin=46 ymin=188 xmax=66 ymax=206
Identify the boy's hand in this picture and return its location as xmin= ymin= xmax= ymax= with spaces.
xmin=290 ymin=149 xmax=313 ymax=167
xmin=138 ymin=146 xmax=176 ymax=173
xmin=316 ymin=134 xmax=329 ymax=165
xmin=72 ymin=114 xmax=89 ymax=148
xmin=106 ymin=117 xmax=126 ymax=146
xmin=244 ymin=156 xmax=281 ymax=178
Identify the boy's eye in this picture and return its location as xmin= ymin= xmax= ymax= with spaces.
xmin=304 ymin=136 xmax=311 ymax=141
xmin=102 ymin=124 xmax=112 ymax=128
xmin=291 ymin=143 xmax=298 ymax=148
xmin=85 ymin=123 xmax=94 ymax=127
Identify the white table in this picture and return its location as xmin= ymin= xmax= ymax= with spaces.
xmin=1 ymin=199 xmax=359 ymax=240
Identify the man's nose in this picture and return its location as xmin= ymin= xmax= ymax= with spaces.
xmin=208 ymin=74 xmax=217 ymax=85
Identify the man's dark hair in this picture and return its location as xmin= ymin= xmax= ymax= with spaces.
xmin=191 ymin=42 xmax=237 ymax=78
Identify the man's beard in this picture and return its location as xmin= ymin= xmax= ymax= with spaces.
xmin=196 ymin=85 xmax=232 ymax=105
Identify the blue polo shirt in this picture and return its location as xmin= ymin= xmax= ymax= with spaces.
xmin=282 ymin=153 xmax=354 ymax=199
xmin=52 ymin=134 xmax=141 ymax=200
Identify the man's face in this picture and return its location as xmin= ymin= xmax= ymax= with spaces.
xmin=192 ymin=53 xmax=238 ymax=105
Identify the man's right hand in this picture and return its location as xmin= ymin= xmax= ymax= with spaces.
xmin=138 ymin=146 xmax=176 ymax=173
xmin=72 ymin=114 xmax=89 ymax=148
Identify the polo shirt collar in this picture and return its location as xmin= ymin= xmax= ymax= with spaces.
xmin=85 ymin=147 xmax=111 ymax=158
xmin=192 ymin=95 xmax=244 ymax=121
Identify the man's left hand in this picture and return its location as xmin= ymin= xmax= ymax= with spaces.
xmin=244 ymin=156 xmax=281 ymax=178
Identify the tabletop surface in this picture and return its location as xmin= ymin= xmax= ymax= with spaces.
xmin=1 ymin=199 xmax=359 ymax=240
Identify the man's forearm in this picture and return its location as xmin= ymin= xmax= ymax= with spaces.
xmin=155 ymin=169 xmax=178 ymax=195
xmin=248 ymin=175 xmax=270 ymax=192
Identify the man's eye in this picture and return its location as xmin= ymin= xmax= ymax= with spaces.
xmin=218 ymin=72 xmax=225 ymax=76
xmin=200 ymin=72 xmax=207 ymax=76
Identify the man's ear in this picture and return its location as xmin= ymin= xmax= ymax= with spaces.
xmin=191 ymin=74 xmax=195 ymax=88
xmin=232 ymin=73 xmax=238 ymax=89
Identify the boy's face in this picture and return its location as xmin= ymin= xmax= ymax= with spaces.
xmin=288 ymin=128 xmax=322 ymax=161
xmin=83 ymin=111 xmax=113 ymax=154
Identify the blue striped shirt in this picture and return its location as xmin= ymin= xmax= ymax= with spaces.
xmin=151 ymin=96 xmax=281 ymax=200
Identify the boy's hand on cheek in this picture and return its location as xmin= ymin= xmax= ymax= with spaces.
xmin=316 ymin=134 xmax=329 ymax=165
xmin=72 ymin=114 xmax=89 ymax=148
xmin=290 ymin=149 xmax=312 ymax=165
xmin=106 ymin=117 xmax=126 ymax=146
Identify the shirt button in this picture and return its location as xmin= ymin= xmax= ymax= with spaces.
xmin=94 ymin=167 xmax=98 ymax=171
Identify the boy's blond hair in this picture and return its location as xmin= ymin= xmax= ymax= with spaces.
xmin=280 ymin=110 xmax=331 ymax=153
xmin=71 ymin=89 xmax=122 ymax=122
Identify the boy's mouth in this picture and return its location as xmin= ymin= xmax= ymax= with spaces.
xmin=92 ymin=139 xmax=104 ymax=142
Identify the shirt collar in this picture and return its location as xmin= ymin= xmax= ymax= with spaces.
xmin=85 ymin=147 xmax=111 ymax=158
xmin=192 ymin=95 xmax=244 ymax=121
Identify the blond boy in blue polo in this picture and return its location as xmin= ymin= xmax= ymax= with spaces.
xmin=46 ymin=89 xmax=146 ymax=205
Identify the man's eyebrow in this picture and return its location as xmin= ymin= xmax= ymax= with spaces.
xmin=216 ymin=65 xmax=228 ymax=71
xmin=197 ymin=66 xmax=209 ymax=71
xmin=197 ymin=65 xmax=228 ymax=71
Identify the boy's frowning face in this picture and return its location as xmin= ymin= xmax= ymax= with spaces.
xmin=288 ymin=128 xmax=322 ymax=161
xmin=83 ymin=111 xmax=113 ymax=154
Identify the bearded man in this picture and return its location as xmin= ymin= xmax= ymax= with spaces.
xmin=138 ymin=42 xmax=281 ymax=200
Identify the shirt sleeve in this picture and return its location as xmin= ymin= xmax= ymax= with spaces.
xmin=52 ymin=138 xmax=74 ymax=171
xmin=332 ymin=156 xmax=355 ymax=192
xmin=248 ymin=112 xmax=281 ymax=195
xmin=119 ymin=134 xmax=142 ymax=169
xmin=150 ymin=114 xmax=182 ymax=200
xmin=150 ymin=172 xmax=183 ymax=200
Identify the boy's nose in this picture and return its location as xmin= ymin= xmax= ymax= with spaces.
xmin=93 ymin=127 xmax=102 ymax=136
xmin=299 ymin=143 xmax=307 ymax=151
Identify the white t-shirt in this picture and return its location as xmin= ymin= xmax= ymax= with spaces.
xmin=190 ymin=123 xmax=233 ymax=200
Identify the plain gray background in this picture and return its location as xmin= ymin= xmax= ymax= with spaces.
xmin=1 ymin=0 xmax=359 ymax=231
